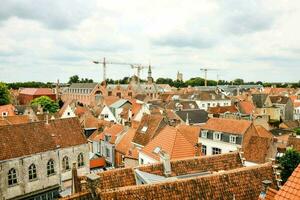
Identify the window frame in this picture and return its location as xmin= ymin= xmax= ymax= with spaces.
xmin=213 ymin=132 xmax=221 ymax=140
xmin=77 ymin=153 xmax=85 ymax=168
xmin=47 ymin=159 xmax=55 ymax=176
xmin=202 ymin=145 xmax=207 ymax=155
xmin=212 ymin=147 xmax=222 ymax=155
xmin=229 ymin=135 xmax=237 ymax=144
xmin=201 ymin=130 xmax=208 ymax=138
xmin=62 ymin=156 xmax=70 ymax=171
xmin=8 ymin=168 xmax=18 ymax=186
xmin=28 ymin=164 xmax=37 ymax=181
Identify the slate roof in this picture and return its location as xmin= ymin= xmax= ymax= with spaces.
xmin=202 ymin=118 xmax=253 ymax=135
xmin=69 ymin=83 xmax=98 ymax=89
xmin=0 ymin=117 xmax=86 ymax=161
xmin=252 ymin=93 xmax=269 ymax=108
xmin=175 ymin=109 xmax=208 ymax=124
xmin=274 ymin=164 xmax=300 ymax=200
xmin=269 ymin=96 xmax=291 ymax=105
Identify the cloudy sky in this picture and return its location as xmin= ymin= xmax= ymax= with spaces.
xmin=0 ymin=0 xmax=299 ymax=83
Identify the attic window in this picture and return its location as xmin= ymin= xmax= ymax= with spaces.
xmin=141 ymin=126 xmax=148 ymax=133
xmin=229 ymin=135 xmax=237 ymax=144
xmin=153 ymin=147 xmax=161 ymax=154
xmin=213 ymin=132 xmax=221 ymax=140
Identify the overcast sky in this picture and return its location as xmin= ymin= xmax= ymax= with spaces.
xmin=0 ymin=0 xmax=299 ymax=83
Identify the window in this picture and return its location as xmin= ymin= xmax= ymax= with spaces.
xmin=78 ymin=153 xmax=84 ymax=167
xmin=140 ymin=158 xmax=144 ymax=165
xmin=202 ymin=145 xmax=207 ymax=155
xmin=67 ymin=112 xmax=70 ymax=116
xmin=104 ymin=114 xmax=109 ymax=119
xmin=2 ymin=112 xmax=8 ymax=117
xmin=106 ymin=147 xmax=110 ymax=158
xmin=212 ymin=147 xmax=222 ymax=155
xmin=201 ymin=130 xmax=208 ymax=138
xmin=117 ymin=92 xmax=121 ymax=98
xmin=202 ymin=104 xmax=205 ymax=107
xmin=47 ymin=159 xmax=55 ymax=176
xmin=28 ymin=164 xmax=37 ymax=181
xmin=141 ymin=126 xmax=148 ymax=133
xmin=207 ymin=103 xmax=211 ymax=107
xmin=62 ymin=156 xmax=70 ymax=171
xmin=229 ymin=135 xmax=237 ymax=144
xmin=213 ymin=132 xmax=221 ymax=140
xmin=153 ymin=147 xmax=161 ymax=154
xmin=8 ymin=168 xmax=17 ymax=186
xmin=105 ymin=135 xmax=111 ymax=142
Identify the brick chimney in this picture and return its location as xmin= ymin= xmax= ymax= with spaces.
xmin=159 ymin=150 xmax=171 ymax=177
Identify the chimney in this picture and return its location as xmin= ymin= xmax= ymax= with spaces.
xmin=185 ymin=113 xmax=190 ymax=125
xmin=71 ymin=163 xmax=80 ymax=194
xmin=258 ymin=180 xmax=272 ymax=199
xmin=86 ymin=173 xmax=100 ymax=198
xmin=194 ymin=143 xmax=202 ymax=156
xmin=159 ymin=150 xmax=171 ymax=177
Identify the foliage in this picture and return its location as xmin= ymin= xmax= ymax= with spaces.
xmin=68 ymin=75 xmax=93 ymax=84
xmin=294 ymin=128 xmax=300 ymax=136
xmin=31 ymin=96 xmax=59 ymax=113
xmin=6 ymin=81 xmax=52 ymax=89
xmin=233 ymin=78 xmax=244 ymax=85
xmin=0 ymin=82 xmax=11 ymax=105
xmin=278 ymin=148 xmax=300 ymax=183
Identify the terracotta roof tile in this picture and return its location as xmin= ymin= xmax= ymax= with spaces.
xmin=0 ymin=115 xmax=30 ymax=126
xmin=116 ymin=128 xmax=137 ymax=155
xmin=0 ymin=104 xmax=16 ymax=116
xmin=141 ymin=126 xmax=198 ymax=161
xmin=274 ymin=164 xmax=300 ymax=200
xmin=256 ymin=125 xmax=274 ymax=139
xmin=202 ymin=118 xmax=252 ymax=135
xmin=243 ymin=136 xmax=272 ymax=163
xmin=19 ymin=88 xmax=54 ymax=95
xmin=208 ymin=105 xmax=238 ymax=114
xmin=238 ymin=100 xmax=255 ymax=115
xmin=132 ymin=114 xmax=167 ymax=147
xmin=103 ymin=96 xmax=120 ymax=106
xmin=0 ymin=117 xmax=86 ymax=161
xmin=103 ymin=124 xmax=125 ymax=144
xmin=90 ymin=157 xmax=106 ymax=169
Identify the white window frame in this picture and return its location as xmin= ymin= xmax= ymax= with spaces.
xmin=201 ymin=130 xmax=208 ymax=138
xmin=202 ymin=145 xmax=207 ymax=155
xmin=229 ymin=135 xmax=237 ymax=144
xmin=212 ymin=147 xmax=222 ymax=155
xmin=213 ymin=132 xmax=221 ymax=140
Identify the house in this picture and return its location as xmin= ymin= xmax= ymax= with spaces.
xmin=252 ymin=93 xmax=281 ymax=121
xmin=138 ymin=125 xmax=201 ymax=165
xmin=18 ymin=88 xmax=56 ymax=105
xmin=237 ymin=100 xmax=255 ymax=117
xmin=0 ymin=104 xmax=16 ymax=117
xmin=99 ymin=124 xmax=126 ymax=167
xmin=166 ymin=100 xmax=199 ymax=110
xmin=207 ymin=105 xmax=239 ymax=119
xmin=200 ymin=118 xmax=258 ymax=156
xmin=269 ymin=96 xmax=294 ymax=121
xmin=293 ymin=101 xmax=300 ymax=120
xmin=175 ymin=109 xmax=208 ymax=125
xmin=60 ymin=152 xmax=278 ymax=200
xmin=99 ymin=99 xmax=132 ymax=123
xmin=132 ymin=114 xmax=167 ymax=149
xmin=115 ymin=128 xmax=137 ymax=167
xmin=0 ymin=118 xmax=89 ymax=200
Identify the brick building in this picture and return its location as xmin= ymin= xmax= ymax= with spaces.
xmin=18 ymin=88 xmax=56 ymax=105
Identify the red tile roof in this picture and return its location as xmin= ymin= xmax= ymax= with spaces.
xmin=0 ymin=117 xmax=86 ymax=161
xmin=141 ymin=125 xmax=198 ymax=161
xmin=103 ymin=124 xmax=125 ymax=144
xmin=116 ymin=128 xmax=137 ymax=155
xmin=208 ymin=105 xmax=238 ymax=114
xmin=0 ymin=104 xmax=16 ymax=116
xmin=202 ymin=118 xmax=252 ymax=135
xmin=256 ymin=125 xmax=273 ymax=139
xmin=90 ymin=157 xmax=106 ymax=169
xmin=274 ymin=164 xmax=300 ymax=200
xmin=0 ymin=115 xmax=30 ymax=126
xmin=103 ymin=96 xmax=120 ymax=106
xmin=238 ymin=101 xmax=255 ymax=115
xmin=19 ymin=88 xmax=54 ymax=95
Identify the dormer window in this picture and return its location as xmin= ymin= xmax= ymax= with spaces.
xmin=213 ymin=132 xmax=221 ymax=140
xmin=2 ymin=112 xmax=8 ymax=117
xmin=104 ymin=135 xmax=111 ymax=142
xmin=229 ymin=135 xmax=237 ymax=144
xmin=141 ymin=126 xmax=148 ymax=133
xmin=153 ymin=147 xmax=161 ymax=154
xmin=201 ymin=130 xmax=208 ymax=138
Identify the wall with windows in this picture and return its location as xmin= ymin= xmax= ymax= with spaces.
xmin=0 ymin=144 xmax=89 ymax=200
xmin=200 ymin=137 xmax=241 ymax=156
xmin=196 ymin=100 xmax=232 ymax=111
xmin=138 ymin=152 xmax=158 ymax=165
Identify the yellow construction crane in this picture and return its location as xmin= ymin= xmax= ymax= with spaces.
xmin=200 ymin=68 xmax=218 ymax=87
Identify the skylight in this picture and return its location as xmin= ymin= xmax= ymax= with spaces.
xmin=141 ymin=126 xmax=148 ymax=133
xmin=153 ymin=147 xmax=161 ymax=154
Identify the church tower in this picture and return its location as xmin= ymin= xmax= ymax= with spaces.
xmin=147 ymin=65 xmax=154 ymax=84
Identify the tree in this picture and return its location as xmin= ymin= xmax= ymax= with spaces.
xmin=278 ymin=148 xmax=300 ymax=183
xmin=233 ymin=78 xmax=244 ymax=85
xmin=68 ymin=75 xmax=80 ymax=84
xmin=0 ymin=82 xmax=11 ymax=105
xmin=31 ymin=96 xmax=59 ymax=113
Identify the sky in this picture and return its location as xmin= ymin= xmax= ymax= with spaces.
xmin=0 ymin=0 xmax=299 ymax=83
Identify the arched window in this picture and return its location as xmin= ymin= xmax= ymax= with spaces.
xmin=28 ymin=164 xmax=37 ymax=180
xmin=8 ymin=168 xmax=17 ymax=186
xmin=77 ymin=153 xmax=84 ymax=167
xmin=47 ymin=159 xmax=55 ymax=176
xmin=62 ymin=156 xmax=70 ymax=171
